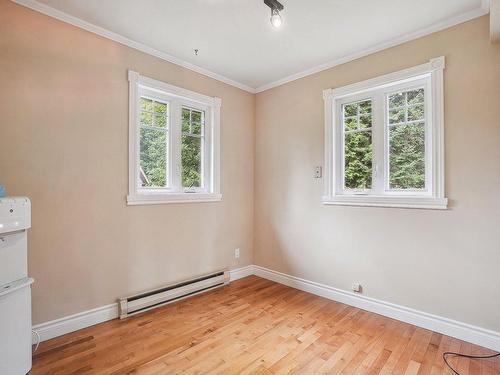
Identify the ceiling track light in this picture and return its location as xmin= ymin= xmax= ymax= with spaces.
xmin=264 ymin=0 xmax=284 ymax=29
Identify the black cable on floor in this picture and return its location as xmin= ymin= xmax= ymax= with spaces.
xmin=443 ymin=351 xmax=500 ymax=375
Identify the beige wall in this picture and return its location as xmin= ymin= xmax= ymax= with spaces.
xmin=0 ymin=1 xmax=254 ymax=324
xmin=255 ymin=16 xmax=500 ymax=331
xmin=2 ymin=0 xmax=500 ymax=334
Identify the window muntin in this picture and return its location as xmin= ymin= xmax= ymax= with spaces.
xmin=342 ymin=99 xmax=373 ymax=190
xmin=387 ymin=88 xmax=426 ymax=190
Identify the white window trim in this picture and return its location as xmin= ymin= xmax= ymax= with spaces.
xmin=322 ymin=57 xmax=447 ymax=210
xmin=127 ymin=71 xmax=221 ymax=205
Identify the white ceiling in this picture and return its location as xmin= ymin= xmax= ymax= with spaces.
xmin=17 ymin=0 xmax=489 ymax=92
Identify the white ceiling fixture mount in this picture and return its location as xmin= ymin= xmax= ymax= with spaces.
xmin=264 ymin=0 xmax=284 ymax=29
xmin=12 ymin=0 xmax=490 ymax=93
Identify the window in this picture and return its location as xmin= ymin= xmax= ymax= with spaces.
xmin=127 ymin=71 xmax=221 ymax=205
xmin=181 ymin=107 xmax=204 ymax=189
xmin=323 ymin=57 xmax=447 ymax=209
xmin=342 ymin=99 xmax=373 ymax=190
xmin=387 ymin=88 xmax=426 ymax=190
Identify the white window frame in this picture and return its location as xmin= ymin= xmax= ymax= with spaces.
xmin=322 ymin=57 xmax=447 ymax=210
xmin=127 ymin=71 xmax=221 ymax=205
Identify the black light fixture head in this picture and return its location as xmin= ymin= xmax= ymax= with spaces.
xmin=264 ymin=0 xmax=284 ymax=28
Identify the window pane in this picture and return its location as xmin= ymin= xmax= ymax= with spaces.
xmin=387 ymin=87 xmax=426 ymax=190
xmin=359 ymin=100 xmax=372 ymax=114
xmin=344 ymin=103 xmax=357 ymax=117
xmin=139 ymin=128 xmax=167 ymax=187
xmin=359 ymin=115 xmax=372 ymax=128
xmin=342 ymin=100 xmax=372 ymax=130
xmin=154 ymin=101 xmax=167 ymax=114
xmin=407 ymin=89 xmax=424 ymax=105
xmin=140 ymin=111 xmax=152 ymax=126
xmin=389 ymin=92 xmax=405 ymax=108
xmin=192 ymin=121 xmax=202 ymax=135
xmin=140 ymin=97 xmax=153 ymax=112
xmin=182 ymin=136 xmax=202 ymax=188
xmin=182 ymin=108 xmax=191 ymax=133
xmin=389 ymin=123 xmax=425 ymax=189
xmin=342 ymin=99 xmax=373 ymax=190
xmin=344 ymin=131 xmax=372 ymax=189
xmin=408 ymin=104 xmax=424 ymax=122
xmin=191 ymin=110 xmax=201 ymax=124
xmin=140 ymin=98 xmax=168 ymax=128
xmin=154 ymin=114 xmax=167 ymax=128
xmin=344 ymin=117 xmax=357 ymax=131
xmin=191 ymin=111 xmax=203 ymax=135
xmin=389 ymin=108 xmax=405 ymax=124
xmin=182 ymin=107 xmax=204 ymax=135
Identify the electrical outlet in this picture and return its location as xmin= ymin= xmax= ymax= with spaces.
xmin=234 ymin=248 xmax=240 ymax=259
xmin=314 ymin=166 xmax=322 ymax=178
xmin=352 ymin=283 xmax=362 ymax=293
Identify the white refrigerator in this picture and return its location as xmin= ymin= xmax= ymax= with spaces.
xmin=0 ymin=197 xmax=33 ymax=375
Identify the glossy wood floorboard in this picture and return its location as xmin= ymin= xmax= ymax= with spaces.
xmin=30 ymin=276 xmax=499 ymax=375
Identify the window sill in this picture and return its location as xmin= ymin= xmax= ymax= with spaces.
xmin=127 ymin=193 xmax=222 ymax=206
xmin=322 ymin=195 xmax=448 ymax=210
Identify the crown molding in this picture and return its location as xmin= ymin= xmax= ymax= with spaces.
xmin=12 ymin=0 xmax=489 ymax=95
xmin=11 ymin=0 xmax=257 ymax=94
xmin=254 ymin=5 xmax=489 ymax=93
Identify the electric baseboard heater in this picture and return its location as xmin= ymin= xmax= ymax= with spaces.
xmin=118 ymin=269 xmax=229 ymax=319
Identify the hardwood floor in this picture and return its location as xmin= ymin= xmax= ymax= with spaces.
xmin=30 ymin=276 xmax=499 ymax=375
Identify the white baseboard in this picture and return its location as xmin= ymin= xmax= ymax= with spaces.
xmin=32 ymin=264 xmax=500 ymax=351
xmin=253 ymin=265 xmax=500 ymax=352
xmin=33 ymin=303 xmax=118 ymax=343
xmin=229 ymin=265 xmax=254 ymax=281
xmin=32 ymin=265 xmax=254 ymax=343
